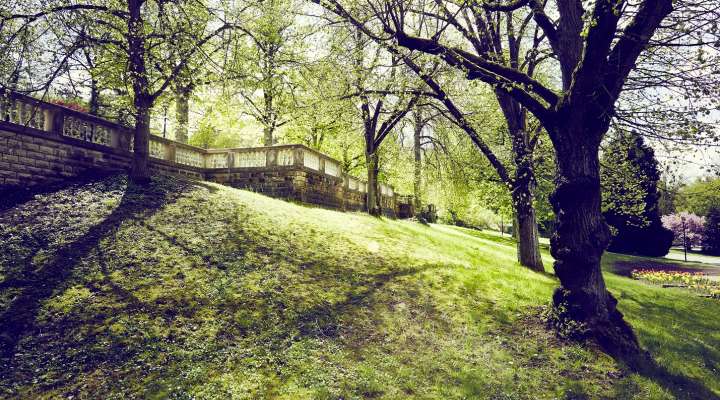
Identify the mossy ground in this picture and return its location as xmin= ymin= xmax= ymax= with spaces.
xmin=0 ymin=175 xmax=718 ymax=399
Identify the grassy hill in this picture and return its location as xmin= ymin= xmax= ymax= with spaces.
xmin=0 ymin=175 xmax=718 ymax=399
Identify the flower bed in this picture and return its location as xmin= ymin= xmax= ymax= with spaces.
xmin=631 ymin=269 xmax=720 ymax=298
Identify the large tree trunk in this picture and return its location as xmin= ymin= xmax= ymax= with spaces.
xmin=130 ymin=101 xmax=152 ymax=182
xmin=127 ymin=0 xmax=152 ymax=183
xmin=263 ymin=125 xmax=274 ymax=147
xmin=550 ymin=126 xmax=639 ymax=356
xmin=366 ymin=151 xmax=381 ymax=216
xmin=175 ymin=85 xmax=191 ymax=143
xmin=511 ymin=143 xmax=543 ymax=272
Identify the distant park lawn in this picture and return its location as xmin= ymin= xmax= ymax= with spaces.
xmin=665 ymin=248 xmax=720 ymax=267
xmin=1 ymin=175 xmax=718 ymax=399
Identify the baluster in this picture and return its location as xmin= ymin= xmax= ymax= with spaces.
xmin=71 ymin=117 xmax=80 ymax=139
xmin=89 ymin=122 xmax=96 ymax=143
xmin=84 ymin=121 xmax=91 ymax=141
xmin=36 ymin=104 xmax=46 ymax=130
xmin=20 ymin=102 xmax=27 ymax=126
xmin=17 ymin=100 xmax=24 ymax=125
xmin=62 ymin=115 xmax=70 ymax=136
xmin=26 ymin=102 xmax=37 ymax=128
xmin=22 ymin=101 xmax=31 ymax=126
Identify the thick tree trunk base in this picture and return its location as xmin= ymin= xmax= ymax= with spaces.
xmin=129 ymin=153 xmax=151 ymax=184
xmin=129 ymin=168 xmax=151 ymax=185
xmin=551 ymin=286 xmax=640 ymax=358
xmin=549 ymin=172 xmax=641 ymax=359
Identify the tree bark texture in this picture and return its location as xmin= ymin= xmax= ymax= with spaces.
xmin=496 ymin=90 xmax=544 ymax=272
xmin=89 ymin=78 xmax=100 ymax=116
xmin=548 ymin=107 xmax=639 ymax=356
xmin=413 ymin=109 xmax=422 ymax=209
xmin=366 ymin=151 xmax=381 ymax=216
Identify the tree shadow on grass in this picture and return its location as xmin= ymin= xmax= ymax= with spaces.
xmin=0 ymin=171 xmax=119 ymax=212
xmin=293 ymin=263 xmax=438 ymax=339
xmin=615 ymin=351 xmax=720 ymax=400
xmin=609 ymin=291 xmax=720 ymax=399
xmin=0 ymin=176 xmax=200 ymax=367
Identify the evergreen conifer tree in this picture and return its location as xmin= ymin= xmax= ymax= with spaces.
xmin=601 ymin=131 xmax=673 ymax=256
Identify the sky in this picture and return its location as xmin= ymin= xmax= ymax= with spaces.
xmin=657 ymin=144 xmax=720 ymax=181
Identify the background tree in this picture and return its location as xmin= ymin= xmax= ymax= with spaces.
xmin=662 ymin=212 xmax=706 ymax=251
xmin=675 ymin=177 xmax=720 ymax=217
xmin=701 ymin=208 xmax=720 ymax=256
xmin=345 ymin=28 xmax=421 ymax=215
xmin=2 ymin=0 xmax=240 ymax=181
xmin=286 ymin=53 xmax=358 ymax=157
xmin=316 ymin=0 xmax=678 ymax=355
xmin=601 ymin=131 xmax=673 ymax=256
xmin=229 ymin=0 xmax=305 ymax=146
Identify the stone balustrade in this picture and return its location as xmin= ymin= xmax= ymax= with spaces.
xmin=0 ymin=90 xmax=403 ymax=216
xmin=0 ymin=90 xmax=133 ymax=151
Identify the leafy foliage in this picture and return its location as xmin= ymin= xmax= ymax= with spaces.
xmin=676 ymin=177 xmax=720 ymax=217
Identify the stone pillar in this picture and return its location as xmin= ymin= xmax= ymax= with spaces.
xmin=227 ymin=151 xmax=234 ymax=169
xmin=167 ymin=143 xmax=177 ymax=163
xmin=43 ymin=108 xmax=54 ymax=133
xmin=52 ymin=110 xmax=65 ymax=137
xmin=266 ymin=148 xmax=277 ymax=167
xmin=294 ymin=146 xmax=304 ymax=167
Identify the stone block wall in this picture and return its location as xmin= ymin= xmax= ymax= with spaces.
xmin=0 ymin=122 xmax=203 ymax=190
xmin=207 ymin=168 xmax=303 ymax=201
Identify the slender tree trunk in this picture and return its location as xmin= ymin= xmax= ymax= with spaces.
xmin=511 ymin=146 xmax=543 ymax=271
xmin=262 ymin=75 xmax=275 ymax=146
xmin=89 ymin=78 xmax=100 ymax=116
xmin=262 ymin=44 xmax=278 ymax=147
xmin=175 ymin=85 xmax=190 ymax=143
xmin=513 ymin=187 xmax=543 ymax=272
xmin=413 ymin=109 xmax=422 ymax=210
xmin=550 ymin=125 xmax=639 ymax=356
xmin=496 ymin=89 xmax=544 ymax=272
xmin=366 ymin=151 xmax=381 ymax=216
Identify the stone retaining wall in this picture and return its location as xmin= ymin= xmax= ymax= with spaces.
xmin=0 ymin=90 xmax=404 ymax=216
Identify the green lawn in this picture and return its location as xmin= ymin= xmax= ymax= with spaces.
xmin=1 ymin=175 xmax=718 ymax=399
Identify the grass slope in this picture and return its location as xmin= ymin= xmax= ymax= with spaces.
xmin=0 ymin=175 xmax=718 ymax=399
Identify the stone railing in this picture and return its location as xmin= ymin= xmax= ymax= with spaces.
xmin=1 ymin=89 xmax=405 ymax=215
xmin=202 ymin=144 xmax=379 ymax=197
xmin=0 ymin=90 xmax=133 ymax=151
